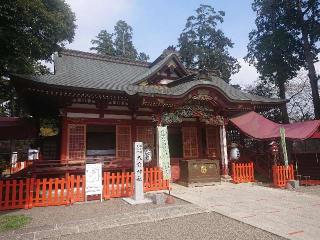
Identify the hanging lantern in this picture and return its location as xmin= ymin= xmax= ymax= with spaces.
xmin=143 ymin=144 xmax=153 ymax=163
xmin=230 ymin=143 xmax=240 ymax=161
xmin=269 ymin=141 xmax=279 ymax=165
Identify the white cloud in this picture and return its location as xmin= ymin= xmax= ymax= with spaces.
xmin=230 ymin=58 xmax=259 ymax=87
xmin=65 ymin=0 xmax=133 ymax=52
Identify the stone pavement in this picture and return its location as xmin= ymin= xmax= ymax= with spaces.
xmin=170 ymin=182 xmax=320 ymax=240
xmin=6 ymin=204 xmax=206 ymax=240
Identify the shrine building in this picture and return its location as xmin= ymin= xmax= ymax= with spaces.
xmin=11 ymin=49 xmax=285 ymax=182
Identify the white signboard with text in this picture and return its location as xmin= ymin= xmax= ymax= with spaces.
xmin=85 ymin=163 xmax=103 ymax=199
xmin=134 ymin=142 xmax=144 ymax=201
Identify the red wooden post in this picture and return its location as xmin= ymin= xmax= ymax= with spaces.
xmin=19 ymin=180 xmax=23 ymax=208
xmin=12 ymin=180 xmax=17 ymax=209
xmin=60 ymin=117 xmax=68 ymax=160
xmin=82 ymin=175 xmax=86 ymax=201
xmin=106 ymin=172 xmax=110 ymax=199
xmin=121 ymin=172 xmax=125 ymax=196
xmin=43 ymin=178 xmax=47 ymax=206
xmin=29 ymin=178 xmax=34 ymax=209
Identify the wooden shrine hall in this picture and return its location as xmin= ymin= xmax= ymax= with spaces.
xmin=11 ymin=49 xmax=285 ymax=183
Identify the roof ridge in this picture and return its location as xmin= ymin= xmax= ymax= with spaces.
xmin=59 ymin=49 xmax=150 ymax=67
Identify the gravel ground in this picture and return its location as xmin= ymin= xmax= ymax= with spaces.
xmin=0 ymin=193 xmax=287 ymax=240
xmin=59 ymin=211 xmax=285 ymax=240
xmin=1 ymin=194 xmax=187 ymax=228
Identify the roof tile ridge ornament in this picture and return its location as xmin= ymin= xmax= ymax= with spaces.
xmin=58 ymin=49 xmax=150 ymax=67
xmin=149 ymin=49 xmax=181 ymax=68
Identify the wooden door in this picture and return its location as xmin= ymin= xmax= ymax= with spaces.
xmin=67 ymin=124 xmax=86 ymax=160
xmin=136 ymin=126 xmax=154 ymax=147
xmin=116 ymin=125 xmax=132 ymax=159
xmin=206 ymin=127 xmax=221 ymax=159
xmin=182 ymin=127 xmax=198 ymax=159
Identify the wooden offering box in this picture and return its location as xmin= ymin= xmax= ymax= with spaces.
xmin=179 ymin=159 xmax=220 ymax=187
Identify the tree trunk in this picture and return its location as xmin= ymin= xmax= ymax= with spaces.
xmin=302 ymin=33 xmax=320 ymax=119
xmin=297 ymin=0 xmax=320 ymax=119
xmin=278 ymin=79 xmax=290 ymax=123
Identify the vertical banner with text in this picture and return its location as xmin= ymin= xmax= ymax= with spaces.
xmin=157 ymin=126 xmax=171 ymax=180
xmin=280 ymin=127 xmax=288 ymax=167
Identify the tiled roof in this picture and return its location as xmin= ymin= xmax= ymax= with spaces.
xmin=13 ymin=49 xmax=285 ymax=104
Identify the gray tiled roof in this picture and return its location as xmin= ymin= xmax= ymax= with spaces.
xmin=13 ymin=49 xmax=284 ymax=104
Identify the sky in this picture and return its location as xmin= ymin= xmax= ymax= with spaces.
xmin=64 ymin=0 xmax=260 ymax=86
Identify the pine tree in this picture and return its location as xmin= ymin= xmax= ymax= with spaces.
xmin=177 ymin=4 xmax=240 ymax=82
xmin=90 ymin=30 xmax=115 ymax=55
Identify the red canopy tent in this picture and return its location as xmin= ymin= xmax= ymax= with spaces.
xmin=230 ymin=111 xmax=320 ymax=140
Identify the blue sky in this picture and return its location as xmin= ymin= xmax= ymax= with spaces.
xmin=65 ymin=0 xmax=259 ymax=85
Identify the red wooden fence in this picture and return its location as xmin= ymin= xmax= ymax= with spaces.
xmin=144 ymin=167 xmax=170 ymax=192
xmin=232 ymin=162 xmax=255 ymax=183
xmin=103 ymin=171 xmax=134 ymax=199
xmin=0 ymin=167 xmax=169 ymax=211
xmin=69 ymin=175 xmax=86 ymax=203
xmin=0 ymin=179 xmax=31 ymax=210
xmin=272 ymin=165 xmax=294 ymax=187
xmin=103 ymin=167 xmax=170 ymax=199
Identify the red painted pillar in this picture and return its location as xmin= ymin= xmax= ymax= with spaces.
xmin=197 ymin=124 xmax=203 ymax=159
xmin=60 ymin=117 xmax=68 ymax=161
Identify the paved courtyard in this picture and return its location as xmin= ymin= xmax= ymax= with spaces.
xmin=170 ymin=182 xmax=320 ymax=240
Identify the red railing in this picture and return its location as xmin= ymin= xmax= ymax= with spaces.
xmin=272 ymin=165 xmax=294 ymax=187
xmin=69 ymin=175 xmax=86 ymax=203
xmin=232 ymin=162 xmax=255 ymax=183
xmin=103 ymin=167 xmax=170 ymax=199
xmin=0 ymin=178 xmax=31 ymax=210
xmin=144 ymin=167 xmax=170 ymax=192
xmin=103 ymin=171 xmax=134 ymax=199
xmin=0 ymin=167 xmax=169 ymax=211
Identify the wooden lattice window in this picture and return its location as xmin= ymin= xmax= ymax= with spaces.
xmin=116 ymin=125 xmax=131 ymax=159
xmin=136 ymin=126 xmax=154 ymax=147
xmin=206 ymin=127 xmax=221 ymax=159
xmin=182 ymin=127 xmax=198 ymax=158
xmin=68 ymin=124 xmax=86 ymax=160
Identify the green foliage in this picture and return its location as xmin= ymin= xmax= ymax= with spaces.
xmin=91 ymin=20 xmax=149 ymax=62
xmin=0 ymin=0 xmax=76 ymax=76
xmin=286 ymin=0 xmax=320 ymax=119
xmin=246 ymin=0 xmax=320 ymax=120
xmin=0 ymin=215 xmax=31 ymax=232
xmin=246 ymin=1 xmax=303 ymax=85
xmin=177 ymin=4 xmax=240 ymax=82
xmin=90 ymin=30 xmax=115 ymax=56
xmin=245 ymin=0 xmax=305 ymax=123
xmin=137 ymin=52 xmax=150 ymax=62
xmin=114 ymin=20 xmax=138 ymax=59
xmin=0 ymin=0 xmax=75 ymax=116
